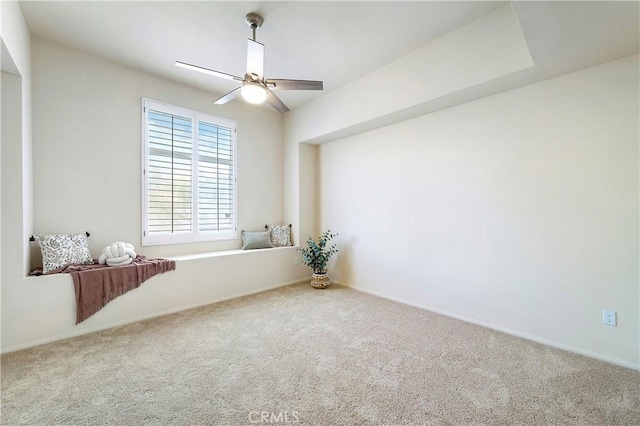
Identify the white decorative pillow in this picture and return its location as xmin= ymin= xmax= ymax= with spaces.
xmin=269 ymin=224 xmax=292 ymax=247
xmin=34 ymin=233 xmax=94 ymax=274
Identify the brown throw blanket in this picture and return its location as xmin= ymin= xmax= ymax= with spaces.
xmin=32 ymin=256 xmax=176 ymax=324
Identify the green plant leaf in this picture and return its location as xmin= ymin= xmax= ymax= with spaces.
xmin=300 ymin=230 xmax=339 ymax=272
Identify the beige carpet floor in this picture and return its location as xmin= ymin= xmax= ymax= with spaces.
xmin=2 ymin=283 xmax=639 ymax=425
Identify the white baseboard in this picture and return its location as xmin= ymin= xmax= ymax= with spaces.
xmin=1 ymin=279 xmax=306 ymax=354
xmin=339 ymin=282 xmax=639 ymax=371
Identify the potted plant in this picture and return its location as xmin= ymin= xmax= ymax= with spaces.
xmin=299 ymin=230 xmax=338 ymax=289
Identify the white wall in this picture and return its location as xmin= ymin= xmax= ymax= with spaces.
xmin=1 ymin=0 xmax=33 ymax=278
xmin=1 ymin=70 xmax=22 ymax=321
xmin=31 ymin=38 xmax=284 ymax=259
xmin=283 ymin=3 xmax=535 ymax=261
xmin=3 ymin=247 xmax=308 ymax=353
xmin=1 ymin=37 xmax=311 ymax=353
xmin=1 ymin=0 xmax=35 ymax=350
xmin=318 ymin=55 xmax=639 ymax=368
xmin=298 ymin=143 xmax=318 ymax=242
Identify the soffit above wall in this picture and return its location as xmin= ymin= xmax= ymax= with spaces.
xmin=285 ymin=1 xmax=639 ymax=144
xmin=513 ymin=1 xmax=639 ymax=71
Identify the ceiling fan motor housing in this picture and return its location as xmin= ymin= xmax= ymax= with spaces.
xmin=245 ymin=13 xmax=263 ymax=29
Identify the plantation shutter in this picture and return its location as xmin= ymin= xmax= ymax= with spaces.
xmin=146 ymin=109 xmax=193 ymax=234
xmin=197 ymin=122 xmax=235 ymax=232
xmin=143 ymin=99 xmax=236 ymax=245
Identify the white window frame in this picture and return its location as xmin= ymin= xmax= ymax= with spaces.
xmin=141 ymin=98 xmax=237 ymax=246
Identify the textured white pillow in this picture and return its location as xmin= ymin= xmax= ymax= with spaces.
xmin=34 ymin=233 xmax=94 ymax=274
xmin=269 ymin=224 xmax=292 ymax=247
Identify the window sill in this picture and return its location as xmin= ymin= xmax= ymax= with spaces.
xmin=166 ymin=245 xmax=298 ymax=262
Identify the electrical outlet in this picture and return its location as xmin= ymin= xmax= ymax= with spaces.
xmin=294 ymin=256 xmax=300 ymax=265
xmin=602 ymin=309 xmax=617 ymax=326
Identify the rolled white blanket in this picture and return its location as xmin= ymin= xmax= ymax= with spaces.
xmin=98 ymin=242 xmax=137 ymax=266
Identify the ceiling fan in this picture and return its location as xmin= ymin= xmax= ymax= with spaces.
xmin=175 ymin=12 xmax=323 ymax=113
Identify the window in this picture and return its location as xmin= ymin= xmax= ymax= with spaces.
xmin=142 ymin=99 xmax=237 ymax=245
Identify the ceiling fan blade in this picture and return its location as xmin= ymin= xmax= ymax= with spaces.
xmin=175 ymin=61 xmax=244 ymax=82
xmin=265 ymin=79 xmax=323 ymax=91
xmin=213 ymin=87 xmax=241 ymax=105
xmin=265 ymin=88 xmax=289 ymax=113
xmin=246 ymin=39 xmax=264 ymax=80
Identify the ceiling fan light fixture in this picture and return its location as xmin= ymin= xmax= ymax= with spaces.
xmin=176 ymin=12 xmax=322 ymax=113
xmin=241 ymin=82 xmax=267 ymax=104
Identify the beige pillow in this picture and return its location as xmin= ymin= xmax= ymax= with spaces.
xmin=269 ymin=224 xmax=292 ymax=247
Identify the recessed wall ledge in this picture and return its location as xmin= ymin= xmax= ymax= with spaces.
xmin=24 ymin=246 xmax=299 ymax=279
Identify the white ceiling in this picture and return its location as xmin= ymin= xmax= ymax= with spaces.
xmin=18 ymin=1 xmax=640 ymax=112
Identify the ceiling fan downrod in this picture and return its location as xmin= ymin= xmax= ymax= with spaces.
xmin=245 ymin=12 xmax=263 ymax=42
